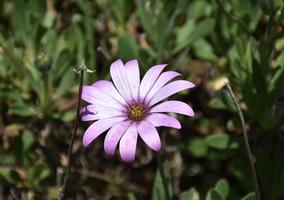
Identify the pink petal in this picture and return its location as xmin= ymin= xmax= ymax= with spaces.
xmin=149 ymin=80 xmax=195 ymax=106
xmin=110 ymin=59 xmax=132 ymax=102
xmin=82 ymin=86 xmax=126 ymax=111
xmin=83 ymin=117 xmax=126 ymax=147
xmin=119 ymin=123 xmax=138 ymax=163
xmin=92 ymin=80 xmax=127 ymax=105
xmin=137 ymin=121 xmax=161 ymax=151
xmin=139 ymin=64 xmax=167 ymax=100
xmin=104 ymin=121 xmax=132 ymax=156
xmin=149 ymin=100 xmax=195 ymax=117
xmin=125 ymin=60 xmax=140 ymax=101
xmin=81 ymin=105 xmax=126 ymax=121
xmin=145 ymin=71 xmax=181 ymax=103
xmin=146 ymin=113 xmax=181 ymax=129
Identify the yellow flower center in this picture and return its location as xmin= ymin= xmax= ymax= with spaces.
xmin=128 ymin=104 xmax=147 ymax=121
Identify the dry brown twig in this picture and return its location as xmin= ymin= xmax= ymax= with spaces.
xmin=225 ymin=82 xmax=260 ymax=200
xmin=59 ymin=61 xmax=95 ymax=199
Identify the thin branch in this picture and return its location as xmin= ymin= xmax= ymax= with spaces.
xmin=59 ymin=60 xmax=95 ymax=199
xmin=10 ymin=188 xmax=19 ymax=200
xmin=225 ymin=82 xmax=260 ymax=200
xmin=215 ymin=0 xmax=252 ymax=35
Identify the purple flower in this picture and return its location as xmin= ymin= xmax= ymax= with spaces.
xmin=81 ymin=59 xmax=195 ymax=163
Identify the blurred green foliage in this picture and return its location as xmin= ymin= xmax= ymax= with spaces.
xmin=0 ymin=0 xmax=284 ymax=199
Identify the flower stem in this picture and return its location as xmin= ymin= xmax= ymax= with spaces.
xmin=225 ymin=82 xmax=260 ymax=200
xmin=157 ymin=153 xmax=171 ymax=200
xmin=59 ymin=61 xmax=94 ymax=199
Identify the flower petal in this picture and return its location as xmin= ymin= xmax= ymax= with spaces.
xmin=125 ymin=60 xmax=140 ymax=101
xmin=149 ymin=100 xmax=194 ymax=117
xmin=149 ymin=80 xmax=195 ymax=106
xmin=92 ymin=80 xmax=127 ymax=105
xmin=82 ymin=86 xmax=126 ymax=111
xmin=137 ymin=121 xmax=161 ymax=151
xmin=83 ymin=117 xmax=126 ymax=147
xmin=110 ymin=59 xmax=132 ymax=102
xmin=146 ymin=113 xmax=181 ymax=129
xmin=104 ymin=121 xmax=132 ymax=156
xmin=139 ymin=64 xmax=167 ymax=100
xmin=81 ymin=105 xmax=126 ymax=121
xmin=119 ymin=123 xmax=138 ymax=163
xmin=145 ymin=71 xmax=181 ymax=103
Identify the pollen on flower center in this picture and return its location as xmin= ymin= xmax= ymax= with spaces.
xmin=127 ymin=103 xmax=147 ymax=121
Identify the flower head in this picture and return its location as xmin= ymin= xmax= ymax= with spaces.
xmin=81 ymin=59 xmax=195 ymax=163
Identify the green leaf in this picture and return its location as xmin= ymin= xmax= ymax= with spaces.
xmin=276 ymin=52 xmax=284 ymax=67
xmin=156 ymin=12 xmax=168 ymax=62
xmin=63 ymin=24 xmax=84 ymax=57
xmin=137 ymin=0 xmax=153 ymax=38
xmin=188 ymin=1 xmax=212 ymax=20
xmin=175 ymin=19 xmax=194 ymax=51
xmin=276 ymin=38 xmax=284 ymax=50
xmin=252 ymin=61 xmax=268 ymax=105
xmin=112 ymin=0 xmax=132 ymax=26
xmin=42 ymin=11 xmax=55 ymax=28
xmin=118 ymin=33 xmax=139 ymax=60
xmin=52 ymin=50 xmax=72 ymax=81
xmin=205 ymin=179 xmax=230 ymax=200
xmin=0 ymin=61 xmax=7 ymax=76
xmin=180 ymin=188 xmax=200 ymax=200
xmin=9 ymin=101 xmax=37 ymax=117
xmin=269 ymin=65 xmax=284 ymax=102
xmin=206 ymin=189 xmax=223 ymax=200
xmin=152 ymin=163 xmax=172 ymax=200
xmin=241 ymin=193 xmax=255 ymax=200
xmin=60 ymin=110 xmax=76 ymax=123
xmin=41 ymin=29 xmax=56 ymax=53
xmin=192 ymin=38 xmax=217 ymax=62
xmin=22 ymin=130 xmax=35 ymax=153
xmin=27 ymin=161 xmax=50 ymax=189
xmin=175 ymin=18 xmax=215 ymax=52
xmin=0 ymin=153 xmax=16 ymax=165
xmin=208 ymin=90 xmax=236 ymax=112
xmin=128 ymin=193 xmax=138 ymax=200
xmin=258 ymin=104 xmax=284 ymax=130
xmin=13 ymin=0 xmax=28 ymax=42
xmin=211 ymin=190 xmax=223 ymax=200
xmin=0 ymin=89 xmax=21 ymax=101
xmin=187 ymin=138 xmax=208 ymax=158
xmin=215 ymin=179 xmax=229 ymax=199
xmin=55 ymin=69 xmax=75 ymax=99
xmin=206 ymin=134 xmax=239 ymax=150
xmin=0 ymin=167 xmax=21 ymax=184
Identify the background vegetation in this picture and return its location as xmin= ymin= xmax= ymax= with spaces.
xmin=1 ymin=0 xmax=284 ymax=199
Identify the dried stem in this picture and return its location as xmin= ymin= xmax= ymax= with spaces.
xmin=215 ymin=0 xmax=251 ymax=35
xmin=225 ymin=82 xmax=260 ymax=200
xmin=59 ymin=61 xmax=95 ymax=199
